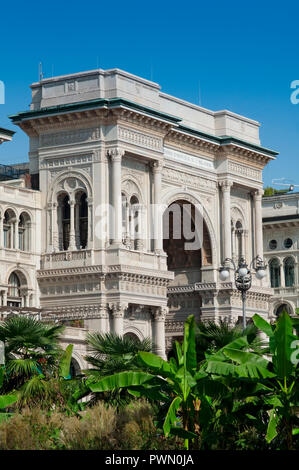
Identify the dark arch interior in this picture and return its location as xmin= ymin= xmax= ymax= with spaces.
xmin=163 ymin=200 xmax=212 ymax=284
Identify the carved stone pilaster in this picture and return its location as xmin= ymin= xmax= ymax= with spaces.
xmin=109 ymin=302 xmax=128 ymax=336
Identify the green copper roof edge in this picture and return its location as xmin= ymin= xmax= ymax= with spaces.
xmin=9 ymin=98 xmax=278 ymax=157
xmin=0 ymin=127 xmax=15 ymax=136
xmin=9 ymin=97 xmax=181 ymax=124
xmin=178 ymin=124 xmax=278 ymax=157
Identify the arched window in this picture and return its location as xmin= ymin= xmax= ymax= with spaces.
xmin=57 ymin=194 xmax=70 ymax=251
xmin=275 ymin=303 xmax=293 ymax=316
xmin=284 ymin=257 xmax=295 ymax=287
xmin=18 ymin=212 xmax=31 ymax=251
xmin=130 ymin=195 xmax=139 ymax=250
xmin=3 ymin=209 xmax=16 ymax=249
xmin=122 ymin=193 xmax=129 ymax=246
xmin=235 ymin=220 xmax=243 ymax=261
xmin=124 ymin=332 xmax=140 ymax=341
xmin=269 ymin=258 xmax=281 ymax=288
xmin=7 ymin=272 xmax=21 ymax=306
xmin=75 ymin=191 xmax=88 ymax=249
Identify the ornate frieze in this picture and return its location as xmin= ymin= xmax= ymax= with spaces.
xmin=41 ymin=304 xmax=109 ymax=321
xmin=165 ymin=320 xmax=184 ymax=333
xmin=227 ymin=161 xmax=262 ymax=181
xmin=40 ymin=154 xmax=93 ymax=170
xmin=118 ymin=126 xmax=163 ymax=152
xmin=40 ymin=127 xmax=101 ymax=147
xmin=162 ymin=167 xmax=216 ymax=191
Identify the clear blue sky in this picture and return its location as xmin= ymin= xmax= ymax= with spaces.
xmin=1 ymin=0 xmax=299 ymax=187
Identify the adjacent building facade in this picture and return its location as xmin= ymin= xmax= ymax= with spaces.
xmin=0 ymin=68 xmax=277 ymax=363
xmin=263 ymin=191 xmax=299 ymax=317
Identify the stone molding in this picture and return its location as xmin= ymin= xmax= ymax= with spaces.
xmin=40 ymin=127 xmax=101 ymax=147
xmin=118 ymin=126 xmax=163 ymax=152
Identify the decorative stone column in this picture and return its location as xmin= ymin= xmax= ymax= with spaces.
xmin=152 ymin=306 xmax=167 ymax=359
xmin=0 ymin=213 xmax=3 ymax=248
xmin=75 ymin=201 xmax=80 ymax=249
xmin=136 ymin=204 xmax=145 ymax=251
xmin=108 ymin=148 xmax=124 ymax=247
xmin=98 ymin=304 xmax=109 ymax=333
xmin=14 ymin=219 xmax=18 ymax=250
xmin=110 ymin=302 xmax=128 ymax=337
xmin=20 ymin=289 xmax=29 ymax=307
xmin=2 ymin=290 xmax=7 ymax=306
xmin=253 ymin=189 xmax=264 ymax=259
xmin=87 ymin=197 xmax=93 ymax=249
xmin=280 ymin=262 xmax=285 ymax=287
xmin=85 ymin=304 xmax=109 ymax=332
xmin=69 ymin=199 xmax=76 ymax=251
xmin=57 ymin=202 xmax=63 ymax=251
xmin=152 ymin=161 xmax=164 ymax=254
xmin=52 ymin=202 xmax=58 ymax=251
xmin=220 ymin=181 xmax=233 ymax=261
xmin=25 ymin=222 xmax=31 ymax=252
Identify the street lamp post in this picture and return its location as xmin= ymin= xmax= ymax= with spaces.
xmin=219 ymin=256 xmax=267 ymax=331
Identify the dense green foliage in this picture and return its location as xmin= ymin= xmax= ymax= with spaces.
xmin=0 ymin=312 xmax=298 ymax=450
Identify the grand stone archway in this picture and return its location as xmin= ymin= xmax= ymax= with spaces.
xmin=163 ymin=199 xmax=212 ymax=285
xmin=163 ymin=199 xmax=213 ymax=351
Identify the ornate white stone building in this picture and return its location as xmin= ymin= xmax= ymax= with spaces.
xmin=263 ymin=191 xmax=299 ymax=317
xmin=0 ymin=68 xmax=277 ymax=363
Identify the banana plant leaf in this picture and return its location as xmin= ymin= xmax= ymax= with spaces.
xmin=273 ymin=311 xmax=296 ymax=381
xmin=0 ymin=393 xmax=18 ymax=409
xmin=59 ymin=344 xmax=74 ymax=379
xmin=89 ymin=371 xmax=157 ymax=392
xmin=266 ymin=408 xmax=280 ymax=443
xmin=163 ymin=396 xmax=182 ymax=436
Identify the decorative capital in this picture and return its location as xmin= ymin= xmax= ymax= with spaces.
xmin=107 ymin=148 xmax=125 ymax=162
xmin=153 ymin=306 xmax=168 ymax=321
xmin=109 ymin=302 xmax=128 ymax=318
xmin=219 ymin=180 xmax=233 ymax=191
xmin=252 ymin=188 xmax=264 ymax=199
xmin=151 ymin=160 xmax=164 ymax=174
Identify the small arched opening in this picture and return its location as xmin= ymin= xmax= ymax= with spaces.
xmin=269 ymin=258 xmax=281 ymax=288
xmin=284 ymin=257 xmax=295 ymax=287
xmin=3 ymin=209 xmax=16 ymax=249
xmin=75 ymin=191 xmax=88 ymax=249
xmin=18 ymin=212 xmax=31 ymax=251
xmin=57 ymin=193 xmax=70 ymax=251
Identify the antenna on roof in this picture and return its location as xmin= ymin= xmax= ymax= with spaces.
xmin=39 ymin=62 xmax=43 ymax=81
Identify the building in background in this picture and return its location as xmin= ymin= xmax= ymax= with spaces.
xmin=0 ymin=68 xmax=277 ymax=364
xmin=263 ymin=191 xmax=299 ymax=317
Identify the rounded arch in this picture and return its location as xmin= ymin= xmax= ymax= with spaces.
xmin=231 ymin=204 xmax=246 ymax=227
xmin=5 ymin=266 xmax=31 ymax=289
xmin=123 ymin=326 xmax=145 ymax=341
xmin=161 ymin=188 xmax=217 ymax=266
xmin=272 ymin=299 xmax=294 ymax=317
xmin=70 ymin=350 xmax=86 ymax=374
xmin=269 ymin=257 xmax=281 ymax=288
xmin=3 ymin=208 xmax=17 ymax=249
xmin=48 ymin=170 xmax=93 ymax=204
xmin=283 ymin=254 xmax=296 ymax=263
xmin=121 ymin=176 xmax=145 ymax=204
xmin=284 ymin=256 xmax=295 ymax=287
xmin=18 ymin=211 xmax=31 ymax=251
xmin=3 ymin=207 xmax=18 ymax=219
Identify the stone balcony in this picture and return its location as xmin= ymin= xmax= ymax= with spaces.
xmin=40 ymin=249 xmax=94 ymax=269
xmin=40 ymin=246 xmax=169 ymax=273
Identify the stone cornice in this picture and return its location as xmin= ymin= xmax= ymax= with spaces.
xmin=10 ymin=98 xmax=277 ymax=165
xmin=37 ymin=263 xmax=174 ymax=284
